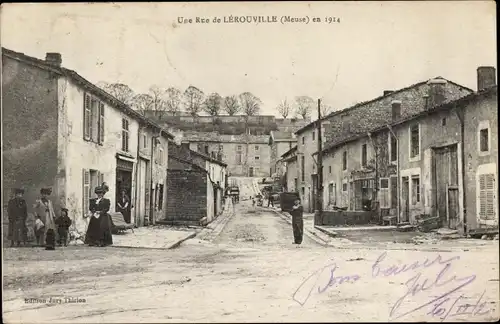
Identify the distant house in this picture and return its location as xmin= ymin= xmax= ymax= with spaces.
xmin=268 ymin=131 xmax=296 ymax=179
xmin=165 ymin=142 xmax=227 ymax=226
xmin=2 ymin=47 xmax=173 ymax=233
xmin=294 ymin=76 xmax=473 ymax=213
xmin=314 ymin=67 xmax=497 ymax=232
xmin=281 ymin=146 xmax=298 ymax=193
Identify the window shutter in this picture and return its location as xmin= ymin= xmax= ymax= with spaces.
xmin=479 ymin=174 xmax=496 ymax=220
xmin=84 ymin=94 xmax=91 ymax=140
xmin=98 ymin=171 xmax=104 ymax=187
xmin=99 ymin=102 xmax=105 ymax=144
xmin=83 ymin=169 xmax=90 ymax=215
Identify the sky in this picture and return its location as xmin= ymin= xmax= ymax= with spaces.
xmin=1 ymin=2 xmax=497 ymax=120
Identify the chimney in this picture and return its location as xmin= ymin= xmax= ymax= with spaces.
xmin=384 ymin=90 xmax=394 ymax=96
xmin=477 ymin=66 xmax=496 ymax=91
xmin=45 ymin=53 xmax=62 ymax=67
xmin=426 ymin=78 xmax=448 ymax=109
xmin=391 ymin=100 xmax=402 ymax=120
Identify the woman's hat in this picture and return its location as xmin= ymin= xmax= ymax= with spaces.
xmin=14 ymin=188 xmax=25 ymax=194
xmin=94 ymin=186 xmax=105 ymax=194
xmin=40 ymin=188 xmax=52 ymax=195
xmin=61 ymin=208 xmax=69 ymax=212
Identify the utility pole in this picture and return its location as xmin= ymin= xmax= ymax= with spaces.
xmin=315 ymin=99 xmax=324 ymax=225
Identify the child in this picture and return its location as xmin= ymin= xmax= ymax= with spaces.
xmin=55 ymin=208 xmax=72 ymax=246
xmin=34 ymin=215 xmax=45 ymax=246
xmin=45 ymin=228 xmax=56 ymax=250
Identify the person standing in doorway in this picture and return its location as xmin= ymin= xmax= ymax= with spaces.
xmin=7 ymin=188 xmax=28 ymax=247
xmin=117 ymin=189 xmax=131 ymax=224
xmin=33 ymin=188 xmax=57 ymax=245
xmin=267 ymin=194 xmax=274 ymax=207
xmin=290 ymin=198 xmax=304 ymax=245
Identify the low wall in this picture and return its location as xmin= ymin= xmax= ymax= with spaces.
xmin=315 ymin=210 xmax=375 ymax=226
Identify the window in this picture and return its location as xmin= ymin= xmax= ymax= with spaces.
xmin=142 ymin=133 xmax=148 ymax=149
xmin=411 ymin=175 xmax=420 ymax=204
xmin=312 ymin=131 xmax=315 ymax=140
xmin=409 ymin=124 xmax=420 ymax=159
xmin=379 ymin=178 xmax=390 ymax=208
xmin=157 ymin=184 xmax=164 ymax=210
xmin=236 ymin=151 xmax=242 ymax=165
xmin=442 ymin=118 xmax=446 ymax=126
xmin=255 ymin=145 xmax=259 ymax=151
xmin=342 ymin=183 xmax=348 ymax=192
xmin=301 ymin=156 xmax=305 ymax=181
xmin=197 ymin=144 xmax=202 ymax=152
xmin=329 ymin=165 xmax=332 ymax=174
xmin=301 ymin=187 xmax=305 ymax=199
xmin=159 ymin=148 xmax=164 ymax=164
xmin=83 ymin=93 xmax=105 ymax=144
xmin=361 ymin=144 xmax=367 ymax=167
xmin=342 ymin=151 xmax=347 ymax=170
xmin=389 ymin=133 xmax=397 ymax=162
xmin=204 ymin=145 xmax=209 ymax=154
xmin=480 ymin=128 xmax=489 ymax=152
xmin=328 ymin=183 xmax=336 ymax=206
xmin=237 ymin=145 xmax=242 ymax=151
xmin=122 ymin=118 xmax=129 ymax=152
xmin=390 ymin=176 xmax=398 ymax=209
xmin=83 ymin=169 xmax=103 ymax=216
xmin=302 ymin=136 xmax=305 ymax=145
xmin=477 ymin=166 xmax=497 ymax=222
xmin=392 ymin=101 xmax=401 ymax=120
xmin=255 ymin=156 xmax=260 ymax=160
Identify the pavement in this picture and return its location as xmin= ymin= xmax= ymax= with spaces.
xmin=3 ymin=200 xmax=499 ymax=323
xmin=111 ymin=226 xmax=198 ymax=250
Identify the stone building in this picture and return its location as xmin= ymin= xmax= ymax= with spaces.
xmin=268 ymin=131 xmax=296 ymax=178
xmin=2 ymin=47 xmax=173 ymax=234
xmin=294 ymin=76 xmax=473 ymax=213
xmin=165 ymin=142 xmax=227 ymax=225
xmin=308 ymin=67 xmax=497 ymax=233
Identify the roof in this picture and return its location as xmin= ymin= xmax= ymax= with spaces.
xmin=270 ymin=131 xmax=295 ymax=142
xmin=190 ymin=149 xmax=228 ymax=167
xmin=281 ymin=145 xmax=298 ymax=160
xmin=295 ymin=77 xmax=474 ymax=135
xmin=317 ymin=85 xmax=497 ymax=155
xmin=168 ymin=141 xmax=227 ymax=167
xmin=2 ymin=47 xmax=174 ymax=139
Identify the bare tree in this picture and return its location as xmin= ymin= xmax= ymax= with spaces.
xmin=294 ymin=96 xmax=314 ymax=119
xmin=165 ymin=87 xmax=182 ymax=116
xmin=277 ymin=98 xmax=291 ymax=118
xmin=223 ymin=95 xmax=241 ymax=115
xmin=183 ymin=86 xmax=204 ymax=116
xmin=98 ymin=82 xmax=135 ymax=104
xmin=130 ymin=93 xmax=154 ymax=114
xmin=149 ymin=85 xmax=167 ymax=111
xmin=320 ymin=103 xmax=333 ymax=118
xmin=239 ymin=92 xmax=262 ymax=116
xmin=203 ymin=92 xmax=222 ymax=116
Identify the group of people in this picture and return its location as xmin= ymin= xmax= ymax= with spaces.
xmin=7 ymin=188 xmax=72 ymax=248
xmin=7 ymin=183 xmax=116 ymax=249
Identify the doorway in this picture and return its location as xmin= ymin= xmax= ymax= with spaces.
xmin=433 ymin=144 xmax=459 ymax=228
xmin=249 ymin=167 xmax=254 ymax=177
xmin=401 ymin=176 xmax=410 ymax=223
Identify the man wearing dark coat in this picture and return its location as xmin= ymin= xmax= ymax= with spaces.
xmin=290 ymin=198 xmax=304 ymax=245
xmin=8 ymin=188 xmax=28 ymax=247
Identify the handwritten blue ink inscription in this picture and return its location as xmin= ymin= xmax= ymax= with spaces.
xmin=293 ymin=252 xmax=494 ymax=321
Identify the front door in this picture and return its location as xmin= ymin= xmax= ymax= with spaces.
xmin=249 ymin=167 xmax=254 ymax=177
xmin=433 ymin=145 xmax=459 ymax=228
xmin=401 ymin=177 xmax=410 ymax=223
xmin=311 ymin=174 xmax=317 ymax=211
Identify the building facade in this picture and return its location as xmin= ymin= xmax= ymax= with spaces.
xmin=268 ymin=131 xmax=296 ymax=178
xmin=166 ymin=142 xmax=227 ymax=226
xmin=294 ymin=77 xmax=473 ymax=213
xmin=308 ymin=67 xmax=497 ymax=232
xmin=2 ymin=48 xmax=172 ymax=235
xmin=281 ymin=146 xmax=298 ymax=192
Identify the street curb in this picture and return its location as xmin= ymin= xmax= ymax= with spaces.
xmin=268 ymin=208 xmax=330 ymax=247
xmin=110 ymin=232 xmax=198 ymax=251
xmin=315 ymin=225 xmax=338 ymax=237
xmin=197 ymin=207 xmax=235 ymax=242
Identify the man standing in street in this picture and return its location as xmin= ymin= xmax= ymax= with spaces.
xmin=267 ymin=193 xmax=274 ymax=208
xmin=290 ymin=198 xmax=304 ymax=245
xmin=7 ymin=188 xmax=28 ymax=247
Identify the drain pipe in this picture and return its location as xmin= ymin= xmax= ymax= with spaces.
xmin=150 ymin=129 xmax=163 ymax=226
xmin=367 ymin=132 xmax=380 ymax=223
xmin=455 ymin=106 xmax=467 ymax=235
xmin=387 ymin=125 xmax=400 ymax=224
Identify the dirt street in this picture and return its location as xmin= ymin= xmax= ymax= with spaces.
xmin=3 ymin=201 xmax=499 ymax=323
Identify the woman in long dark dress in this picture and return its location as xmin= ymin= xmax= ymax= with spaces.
xmin=7 ymin=188 xmax=28 ymax=247
xmin=85 ymin=184 xmax=113 ymax=247
xmin=116 ymin=189 xmax=131 ymax=224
